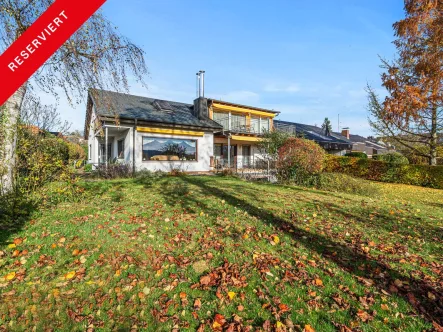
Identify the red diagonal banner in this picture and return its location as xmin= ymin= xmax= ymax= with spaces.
xmin=0 ymin=0 xmax=107 ymax=105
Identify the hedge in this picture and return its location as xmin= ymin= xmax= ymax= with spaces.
xmin=373 ymin=152 xmax=409 ymax=164
xmin=325 ymin=156 xmax=443 ymax=189
xmin=344 ymin=152 xmax=368 ymax=159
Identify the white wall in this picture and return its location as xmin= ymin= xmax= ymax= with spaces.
xmin=134 ymin=131 xmax=214 ymax=172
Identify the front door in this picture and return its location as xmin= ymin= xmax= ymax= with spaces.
xmin=222 ymin=145 xmax=237 ymax=168
xmin=242 ymin=145 xmax=251 ymax=168
xmin=99 ymin=144 xmax=112 ymax=164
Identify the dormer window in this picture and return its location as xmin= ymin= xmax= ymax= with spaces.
xmin=153 ymin=100 xmax=173 ymax=112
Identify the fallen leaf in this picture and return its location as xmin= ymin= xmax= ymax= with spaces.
xmin=276 ymin=321 xmax=285 ymax=328
xmin=304 ymin=324 xmax=315 ymax=332
xmin=64 ymin=271 xmax=76 ymax=280
xmin=271 ymin=235 xmax=280 ymax=245
xmin=13 ymin=238 xmax=23 ymax=245
xmin=194 ymin=298 xmax=202 ymax=310
xmin=72 ymin=249 xmax=80 ymax=256
xmin=4 ymin=272 xmax=16 ymax=281
xmin=213 ymin=313 xmax=226 ymax=329
xmin=381 ymin=304 xmax=389 ymax=311
xmin=314 ymin=278 xmax=323 ymax=286
xmin=228 ymin=291 xmax=236 ymax=300
xmin=357 ymin=309 xmax=371 ymax=322
xmin=200 ymin=275 xmax=211 ymax=286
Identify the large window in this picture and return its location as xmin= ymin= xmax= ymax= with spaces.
xmin=261 ymin=118 xmax=270 ymax=132
xmin=142 ymin=137 xmax=197 ymax=161
xmin=117 ymin=139 xmax=124 ymax=159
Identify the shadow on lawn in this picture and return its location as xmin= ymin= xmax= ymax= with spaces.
xmin=175 ymin=176 xmax=442 ymax=325
xmin=0 ymin=193 xmax=39 ymax=246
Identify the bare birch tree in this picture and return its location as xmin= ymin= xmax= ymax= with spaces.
xmin=0 ymin=0 xmax=147 ymax=192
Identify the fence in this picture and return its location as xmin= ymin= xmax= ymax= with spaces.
xmin=214 ymin=156 xmax=277 ymax=181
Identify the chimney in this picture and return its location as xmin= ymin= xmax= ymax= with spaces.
xmin=193 ymin=70 xmax=209 ymax=119
xmin=341 ymin=127 xmax=350 ymax=139
xmin=199 ymin=70 xmax=205 ymax=97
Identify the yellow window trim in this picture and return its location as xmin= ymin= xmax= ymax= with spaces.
xmin=136 ymin=127 xmax=204 ymax=136
xmin=231 ymin=135 xmax=262 ymax=142
xmin=212 ymin=103 xmax=277 ymax=118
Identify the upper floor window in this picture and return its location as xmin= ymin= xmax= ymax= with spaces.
xmin=261 ymin=118 xmax=270 ymax=133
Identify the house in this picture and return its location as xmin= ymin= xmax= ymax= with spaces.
xmin=340 ymin=128 xmax=391 ymax=157
xmin=85 ymin=78 xmax=278 ymax=172
xmin=273 ymin=120 xmax=353 ymax=154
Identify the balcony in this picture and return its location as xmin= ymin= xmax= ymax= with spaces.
xmin=214 ymin=115 xmax=269 ymax=135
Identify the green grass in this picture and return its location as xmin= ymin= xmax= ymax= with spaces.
xmin=1 ymin=175 xmax=442 ymax=331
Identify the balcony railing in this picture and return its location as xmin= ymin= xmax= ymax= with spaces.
xmin=214 ymin=116 xmax=269 ymax=135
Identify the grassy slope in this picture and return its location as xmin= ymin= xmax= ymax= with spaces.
xmin=0 ymin=176 xmax=442 ymax=331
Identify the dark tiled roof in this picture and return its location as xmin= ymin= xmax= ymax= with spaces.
xmin=348 ymin=134 xmax=367 ymax=143
xmin=274 ymin=120 xmax=353 ymax=145
xmin=348 ymin=134 xmax=388 ymax=150
xmin=89 ymin=89 xmax=223 ymax=130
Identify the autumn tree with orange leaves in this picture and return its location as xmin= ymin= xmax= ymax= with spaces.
xmin=368 ymin=0 xmax=442 ymax=165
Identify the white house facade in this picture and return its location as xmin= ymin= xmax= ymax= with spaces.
xmin=84 ymin=88 xmax=279 ymax=173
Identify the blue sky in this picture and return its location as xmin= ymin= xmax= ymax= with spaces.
xmin=52 ymin=0 xmax=405 ymax=136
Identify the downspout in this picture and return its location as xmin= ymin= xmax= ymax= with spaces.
xmin=133 ymin=119 xmax=137 ymax=175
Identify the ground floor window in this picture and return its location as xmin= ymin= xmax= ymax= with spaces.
xmin=117 ymin=139 xmax=125 ymax=159
xmin=142 ymin=137 xmax=197 ymax=161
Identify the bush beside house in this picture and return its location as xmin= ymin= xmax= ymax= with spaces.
xmin=344 ymin=152 xmax=368 ymax=159
xmin=276 ymin=137 xmax=326 ymax=184
xmin=325 ymin=155 xmax=443 ymax=189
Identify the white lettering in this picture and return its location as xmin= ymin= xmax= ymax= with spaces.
xmin=8 ymin=62 xmax=18 ymax=72
xmin=37 ymin=32 xmax=47 ymax=41
xmin=48 ymin=23 xmax=56 ymax=33
xmin=10 ymin=12 xmax=69 ymax=73
xmin=26 ymin=44 xmax=34 ymax=54
xmin=32 ymin=39 xmax=42 ymax=48
xmin=20 ymin=50 xmax=29 ymax=60
xmin=14 ymin=56 xmax=23 ymax=66
xmin=54 ymin=17 xmax=63 ymax=27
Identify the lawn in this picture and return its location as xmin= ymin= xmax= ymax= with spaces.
xmin=0 ymin=175 xmax=442 ymax=331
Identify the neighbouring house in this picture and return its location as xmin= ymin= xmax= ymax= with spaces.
xmin=273 ymin=120 xmax=353 ymax=154
xmin=340 ymin=128 xmax=391 ymax=157
xmin=85 ymin=78 xmax=278 ymax=172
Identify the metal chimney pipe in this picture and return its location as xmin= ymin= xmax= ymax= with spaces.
xmin=196 ymin=72 xmax=200 ymax=98
xmin=199 ymin=70 xmax=205 ymax=97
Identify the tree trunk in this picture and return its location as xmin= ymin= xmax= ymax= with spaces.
xmin=429 ymin=106 xmax=438 ymax=166
xmin=0 ymin=86 xmax=26 ymax=194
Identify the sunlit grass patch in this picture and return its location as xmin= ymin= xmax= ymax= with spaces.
xmin=0 ymin=176 xmax=441 ymax=330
